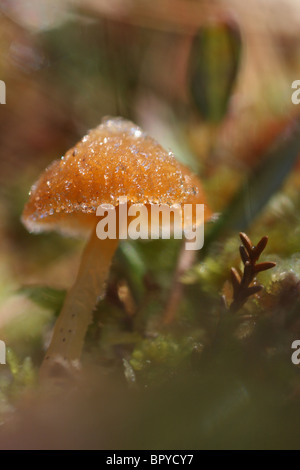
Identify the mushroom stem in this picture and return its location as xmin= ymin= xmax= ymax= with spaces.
xmin=40 ymin=228 xmax=119 ymax=375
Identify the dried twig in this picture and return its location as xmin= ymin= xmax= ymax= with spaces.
xmin=229 ymin=232 xmax=276 ymax=313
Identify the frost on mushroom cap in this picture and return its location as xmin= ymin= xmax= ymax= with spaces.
xmin=22 ymin=117 xmax=211 ymax=237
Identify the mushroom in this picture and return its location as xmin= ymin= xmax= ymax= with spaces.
xmin=22 ymin=117 xmax=211 ymax=375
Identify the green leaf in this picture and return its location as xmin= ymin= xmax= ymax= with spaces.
xmin=6 ymin=349 xmax=36 ymax=388
xmin=117 ymin=242 xmax=147 ymax=303
xmin=6 ymin=348 xmax=19 ymax=378
xmin=189 ymin=20 xmax=242 ymax=123
xmin=203 ymin=120 xmax=300 ymax=254
xmin=19 ymin=285 xmax=66 ymax=313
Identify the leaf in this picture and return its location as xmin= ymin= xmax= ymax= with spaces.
xmin=117 ymin=242 xmax=147 ymax=303
xmin=189 ymin=20 xmax=242 ymax=123
xmin=245 ymin=285 xmax=263 ymax=297
xmin=19 ymin=285 xmax=66 ymax=313
xmin=239 ymin=245 xmax=249 ymax=264
xmin=6 ymin=348 xmax=19 ymax=378
xmin=254 ymin=262 xmax=277 ymax=273
xmin=239 ymin=232 xmax=253 ymax=257
xmin=6 ymin=349 xmax=36 ymax=388
xmin=254 ymin=236 xmax=269 ymax=259
xmin=203 ymin=119 xmax=300 ymax=254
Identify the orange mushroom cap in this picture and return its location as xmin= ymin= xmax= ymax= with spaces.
xmin=22 ymin=117 xmax=211 ymax=237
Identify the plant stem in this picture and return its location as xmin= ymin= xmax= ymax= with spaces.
xmin=163 ymin=240 xmax=196 ymax=325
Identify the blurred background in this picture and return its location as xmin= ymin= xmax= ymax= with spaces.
xmin=1 ymin=0 xmax=300 ymax=449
